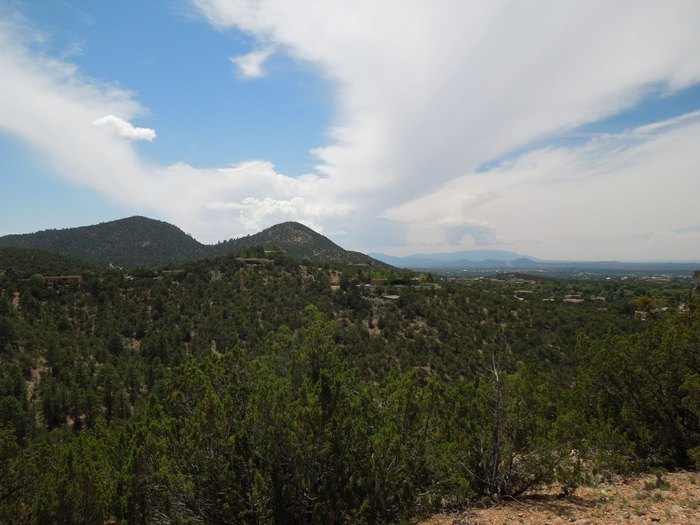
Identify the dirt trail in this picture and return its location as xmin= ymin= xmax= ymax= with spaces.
xmin=418 ymin=472 xmax=700 ymax=525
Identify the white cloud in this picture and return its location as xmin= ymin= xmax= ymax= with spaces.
xmin=194 ymin=1 xmax=700 ymax=199
xmin=0 ymin=13 xmax=342 ymax=243
xmin=92 ymin=114 xmax=157 ymax=141
xmin=386 ymin=112 xmax=700 ymax=260
xmin=210 ymin=196 xmax=325 ymax=232
xmin=148 ymin=160 xmax=349 ymax=239
xmin=0 ymin=13 xmax=149 ymax=194
xmin=189 ymin=0 xmax=700 ymax=258
xmin=230 ymin=47 xmax=274 ymax=79
xmin=3 ymin=2 xmax=700 ymax=259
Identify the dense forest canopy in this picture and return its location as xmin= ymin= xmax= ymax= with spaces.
xmin=1 ymin=246 xmax=698 ymax=523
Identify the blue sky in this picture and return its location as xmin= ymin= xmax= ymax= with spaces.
xmin=13 ymin=0 xmax=332 ymax=171
xmin=1 ymin=0 xmax=331 ymax=234
xmin=2 ymin=1 xmax=700 ymax=260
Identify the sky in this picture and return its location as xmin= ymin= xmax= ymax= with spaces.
xmin=1 ymin=0 xmax=700 ymax=261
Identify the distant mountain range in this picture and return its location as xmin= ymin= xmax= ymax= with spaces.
xmin=369 ymin=250 xmax=535 ymax=268
xmin=0 ymin=216 xmax=384 ymax=269
xmin=370 ymin=250 xmax=700 ymax=276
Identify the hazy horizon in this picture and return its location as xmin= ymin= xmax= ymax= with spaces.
xmin=2 ymin=214 xmax=700 ymax=265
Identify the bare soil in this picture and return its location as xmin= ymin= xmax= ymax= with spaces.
xmin=418 ymin=471 xmax=700 ymax=524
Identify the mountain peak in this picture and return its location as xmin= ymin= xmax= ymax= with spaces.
xmin=219 ymin=221 xmax=382 ymax=266
xmin=0 ymin=216 xmax=205 ymax=268
xmin=0 ymin=217 xmax=384 ymax=268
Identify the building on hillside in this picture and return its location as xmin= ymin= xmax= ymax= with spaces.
xmin=236 ymin=257 xmax=273 ymax=265
xmin=162 ymin=269 xmax=186 ymax=276
xmin=43 ymin=275 xmax=83 ymax=285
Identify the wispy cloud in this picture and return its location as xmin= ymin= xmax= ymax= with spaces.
xmin=190 ymin=0 xmax=700 ymax=257
xmin=230 ymin=47 xmax=275 ymax=79
xmin=2 ymin=2 xmax=700 ymax=259
xmin=386 ymin=113 xmax=700 ymax=260
xmin=0 ymin=12 xmax=337 ymax=241
xmin=194 ymin=1 xmax=700 ymax=201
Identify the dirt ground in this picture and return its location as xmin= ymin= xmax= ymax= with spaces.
xmin=418 ymin=471 xmax=700 ymax=524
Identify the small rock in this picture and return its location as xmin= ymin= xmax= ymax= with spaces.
xmin=670 ymin=504 xmax=683 ymax=513
xmin=574 ymin=519 xmax=592 ymax=524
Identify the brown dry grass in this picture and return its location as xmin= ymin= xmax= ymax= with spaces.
xmin=417 ymin=471 xmax=700 ymax=524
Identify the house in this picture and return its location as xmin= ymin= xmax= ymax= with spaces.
xmin=162 ymin=269 xmax=186 ymax=276
xmin=236 ymin=257 xmax=273 ymax=265
xmin=43 ymin=275 xmax=83 ymax=285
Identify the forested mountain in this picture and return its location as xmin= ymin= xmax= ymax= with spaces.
xmin=0 ymin=217 xmax=383 ymax=268
xmin=1 ymin=248 xmax=699 ymax=523
xmin=215 ymin=221 xmax=380 ymax=265
xmin=0 ymin=216 xmax=207 ymax=268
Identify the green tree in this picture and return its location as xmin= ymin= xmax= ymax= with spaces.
xmin=0 ymin=317 xmax=16 ymax=353
xmin=574 ymin=309 xmax=700 ymax=468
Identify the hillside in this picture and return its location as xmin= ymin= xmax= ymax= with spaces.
xmin=0 ymin=217 xmax=384 ymax=268
xmin=1 ymin=249 xmax=699 ymax=523
xmin=0 ymin=248 xmax=94 ymax=277
xmin=0 ymin=216 xmax=207 ymax=268
xmin=216 ymin=221 xmax=381 ymax=265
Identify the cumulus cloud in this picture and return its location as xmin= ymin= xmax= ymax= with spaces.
xmin=230 ymin=47 xmax=274 ymax=79
xmin=205 ymin=195 xmax=342 ymax=233
xmin=438 ymin=218 xmax=499 ymax=246
xmin=141 ymin=161 xmax=347 ymax=241
xmin=92 ymin=114 xmax=157 ymax=141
